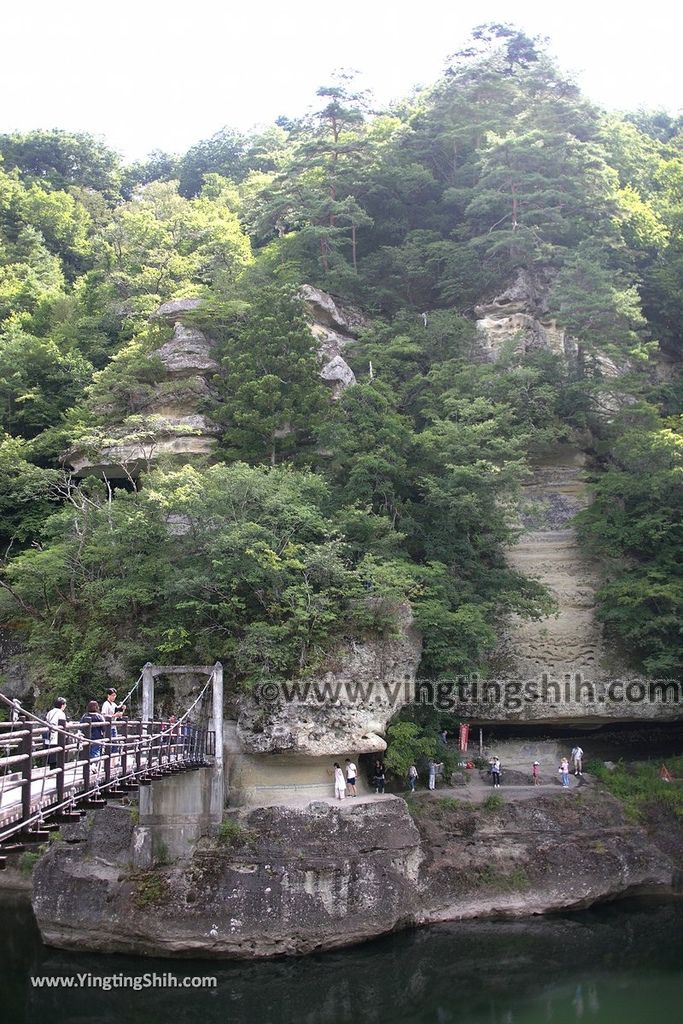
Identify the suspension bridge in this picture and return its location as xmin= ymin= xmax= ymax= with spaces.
xmin=0 ymin=662 xmax=225 ymax=867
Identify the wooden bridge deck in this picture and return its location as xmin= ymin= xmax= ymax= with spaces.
xmin=0 ymin=718 xmax=211 ymax=850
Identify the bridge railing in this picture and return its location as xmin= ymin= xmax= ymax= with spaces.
xmin=0 ymin=717 xmax=211 ymax=846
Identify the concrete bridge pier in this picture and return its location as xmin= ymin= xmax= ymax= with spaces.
xmin=133 ymin=770 xmax=212 ymax=868
xmin=133 ymin=661 xmax=223 ymax=867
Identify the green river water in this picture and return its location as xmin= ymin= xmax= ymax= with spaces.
xmin=1 ymin=893 xmax=682 ymax=1024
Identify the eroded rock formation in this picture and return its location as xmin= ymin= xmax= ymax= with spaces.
xmin=71 ymin=287 xmax=359 ymax=477
xmin=234 ymin=606 xmax=422 ymax=759
xmin=70 ymin=300 xmax=221 ymax=478
xmin=474 ymin=270 xmax=574 ymax=362
xmin=301 ymin=285 xmax=358 ymax=398
xmin=32 ymin=785 xmax=678 ymax=958
xmin=470 ymin=445 xmax=669 ymax=722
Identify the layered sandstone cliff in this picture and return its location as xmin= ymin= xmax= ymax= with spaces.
xmin=71 ymin=288 xmax=357 ymax=478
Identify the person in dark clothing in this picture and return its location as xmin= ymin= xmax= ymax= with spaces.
xmin=80 ymin=700 xmax=105 ymax=759
xmin=373 ymin=760 xmax=386 ymax=794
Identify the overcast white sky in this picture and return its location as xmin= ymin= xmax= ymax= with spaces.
xmin=1 ymin=0 xmax=680 ymax=161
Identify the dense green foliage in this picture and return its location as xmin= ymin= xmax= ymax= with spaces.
xmin=1 ymin=25 xmax=682 ymax=702
xmin=592 ymin=756 xmax=683 ymax=821
xmin=0 ymin=463 xmax=410 ymax=697
xmin=384 ymin=721 xmax=438 ymax=781
xmin=577 ymin=411 xmax=683 ymax=674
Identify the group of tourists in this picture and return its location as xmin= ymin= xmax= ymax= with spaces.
xmin=43 ymin=688 xmax=128 ymax=761
xmin=487 ymin=745 xmax=585 ymax=788
xmin=409 ymin=758 xmax=442 ymax=792
xmin=333 ymin=759 xmax=359 ymax=799
xmin=332 ymin=758 xmax=389 ymax=799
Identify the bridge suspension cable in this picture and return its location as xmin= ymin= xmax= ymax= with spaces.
xmin=0 ymin=667 xmax=217 ymax=851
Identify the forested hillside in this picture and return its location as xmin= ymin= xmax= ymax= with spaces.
xmin=1 ymin=25 xmax=682 ymax=703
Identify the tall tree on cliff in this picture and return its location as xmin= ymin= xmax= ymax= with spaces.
xmin=255 ymin=73 xmax=374 ymax=282
xmin=213 ymin=285 xmax=326 ymax=466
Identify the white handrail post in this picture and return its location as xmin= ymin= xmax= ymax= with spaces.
xmin=210 ymin=661 xmax=224 ymax=826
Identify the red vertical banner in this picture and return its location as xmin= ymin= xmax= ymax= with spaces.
xmin=459 ymin=723 xmax=469 ymax=752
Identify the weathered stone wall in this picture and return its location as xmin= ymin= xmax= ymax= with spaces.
xmin=225 ymin=751 xmax=371 ymax=807
xmin=468 ymin=446 xmax=681 ymax=723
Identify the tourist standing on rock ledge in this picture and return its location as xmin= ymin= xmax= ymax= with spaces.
xmin=373 ymin=760 xmax=386 ymax=794
xmin=408 ymin=763 xmax=418 ymax=791
xmin=559 ymin=757 xmax=570 ymax=787
xmin=428 ymin=759 xmax=437 ymax=790
xmin=532 ymin=761 xmax=540 ymax=786
xmin=491 ymin=757 xmax=501 ymax=788
xmin=571 ymin=745 xmax=584 ymax=776
xmin=333 ymin=763 xmax=346 ymax=800
xmin=345 ymin=758 xmax=357 ymax=797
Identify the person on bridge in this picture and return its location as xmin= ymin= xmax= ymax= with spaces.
xmin=10 ymin=699 xmax=25 ymax=723
xmin=102 ymin=688 xmax=126 ymax=754
xmin=80 ymin=701 xmax=105 ymax=759
xmin=46 ymin=697 xmax=67 ymax=770
xmin=101 ymin=688 xmax=126 ymax=721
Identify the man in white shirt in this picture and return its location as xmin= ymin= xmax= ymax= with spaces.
xmin=46 ymin=697 xmax=67 ymax=769
xmin=345 ymin=758 xmax=357 ymax=797
xmin=571 ymin=745 xmax=584 ymax=776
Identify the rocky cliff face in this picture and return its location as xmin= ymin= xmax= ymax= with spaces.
xmin=470 ymin=444 xmax=673 ymax=722
xmin=70 ymin=287 xmax=358 ymax=478
xmin=474 ymin=270 xmax=573 ymax=362
xmin=300 ymin=285 xmax=359 ymax=398
xmin=32 ymin=785 xmax=678 ymax=959
xmin=233 ymin=605 xmax=422 ymax=758
xmin=474 ymin=269 xmax=626 ymax=403
xmin=33 ymin=798 xmax=422 ymax=957
xmin=70 ymin=299 xmax=221 ymax=478
xmin=467 ymin=273 xmax=667 ymax=722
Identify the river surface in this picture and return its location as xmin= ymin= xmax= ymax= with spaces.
xmin=1 ymin=892 xmax=682 ymax=1024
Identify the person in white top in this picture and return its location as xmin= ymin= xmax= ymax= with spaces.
xmin=333 ymin=762 xmax=346 ymax=800
xmin=101 ymin=687 xmax=126 ymax=754
xmin=46 ymin=697 xmax=67 ymax=769
xmin=101 ymin=688 xmax=125 ymax=720
xmin=571 ymin=745 xmax=584 ymax=776
xmin=345 ymin=758 xmax=357 ymax=797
